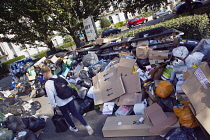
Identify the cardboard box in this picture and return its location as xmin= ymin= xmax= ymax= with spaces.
xmin=93 ymin=67 xmax=126 ymax=105
xmin=149 ymin=59 xmax=164 ymax=65
xmin=117 ymin=58 xmax=136 ymax=77
xmin=136 ymin=45 xmax=149 ymax=59
xmin=149 ymin=50 xmax=169 ymax=60
xmin=102 ymin=113 xmax=179 ymax=137
xmin=122 ymin=72 xmax=141 ymax=94
xmin=93 ymin=58 xmax=136 ymax=105
xmin=181 ymin=62 xmax=210 ymax=134
xmin=117 ymin=93 xmax=142 ymax=106
xmin=144 ymin=103 xmax=178 ymax=133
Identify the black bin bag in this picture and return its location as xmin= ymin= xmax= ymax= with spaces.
xmin=164 ymin=127 xmax=197 ymax=140
xmin=51 ymin=110 xmax=68 ymax=133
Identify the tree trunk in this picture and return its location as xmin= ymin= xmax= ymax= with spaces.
xmin=185 ymin=0 xmax=194 ymax=15
xmin=46 ymin=40 xmax=56 ymax=54
xmin=67 ymin=27 xmax=82 ymax=48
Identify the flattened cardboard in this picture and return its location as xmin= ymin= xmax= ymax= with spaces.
xmin=117 ymin=58 xmax=136 ymax=78
xmin=181 ymin=62 xmax=210 ymax=134
xmin=117 ymin=93 xmax=142 ymax=106
xmin=144 ymin=103 xmax=178 ymax=133
xmin=122 ymin=73 xmax=141 ymax=94
xmin=93 ymin=67 xmax=125 ymax=105
xmin=149 ymin=50 xmax=169 ymax=60
xmin=102 ymin=113 xmax=179 ymax=137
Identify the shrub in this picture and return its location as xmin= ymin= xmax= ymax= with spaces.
xmin=114 ymin=21 xmax=126 ymax=28
xmin=58 ymin=41 xmax=75 ymax=49
xmin=112 ymin=14 xmax=210 ymax=41
xmin=0 ymin=55 xmax=25 ymax=74
xmin=100 ymin=17 xmax=111 ymax=28
xmin=33 ymin=50 xmax=48 ymax=59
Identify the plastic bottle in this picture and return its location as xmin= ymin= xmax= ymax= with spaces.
xmin=161 ymin=65 xmax=173 ymax=81
xmin=133 ymin=99 xmax=147 ymax=115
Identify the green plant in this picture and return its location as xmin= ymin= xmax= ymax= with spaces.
xmin=100 ymin=17 xmax=111 ymax=28
xmin=33 ymin=50 xmax=48 ymax=59
xmin=63 ymin=35 xmax=73 ymax=43
xmin=0 ymin=55 xmax=26 ymax=74
xmin=114 ymin=21 xmax=126 ymax=28
xmin=111 ymin=14 xmax=210 ymax=41
xmin=57 ymin=41 xmax=75 ymax=49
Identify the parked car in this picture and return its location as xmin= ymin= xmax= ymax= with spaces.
xmin=173 ymin=1 xmax=202 ymax=14
xmin=127 ymin=17 xmax=148 ymax=28
xmin=153 ymin=9 xmax=172 ymax=19
xmin=101 ymin=28 xmax=121 ymax=38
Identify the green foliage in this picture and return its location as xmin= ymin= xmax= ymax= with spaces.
xmin=33 ymin=41 xmax=75 ymax=59
xmin=57 ymin=42 xmax=75 ymax=49
xmin=0 ymin=55 xmax=25 ymax=74
xmin=100 ymin=17 xmax=111 ymax=28
xmin=33 ymin=50 xmax=48 ymax=59
xmin=64 ymin=36 xmax=73 ymax=44
xmin=111 ymin=14 xmax=210 ymax=41
xmin=114 ymin=21 xmax=126 ymax=28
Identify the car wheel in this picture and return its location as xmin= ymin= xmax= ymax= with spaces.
xmin=131 ymin=24 xmax=134 ymax=28
xmin=156 ymin=16 xmax=159 ymax=19
xmin=117 ymin=31 xmax=120 ymax=34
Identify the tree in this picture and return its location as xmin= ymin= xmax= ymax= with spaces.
xmin=0 ymin=0 xmax=58 ymax=53
xmin=47 ymin=0 xmax=111 ymax=48
xmin=100 ymin=17 xmax=111 ymax=28
xmin=113 ymin=0 xmax=168 ymax=14
xmin=0 ymin=0 xmax=112 ymax=53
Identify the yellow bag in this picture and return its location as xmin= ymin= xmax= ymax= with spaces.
xmin=132 ymin=65 xmax=139 ymax=74
xmin=156 ymin=81 xmax=173 ymax=98
xmin=173 ymin=103 xmax=198 ymax=128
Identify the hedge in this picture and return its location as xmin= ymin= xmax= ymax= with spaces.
xmin=114 ymin=21 xmax=126 ymax=28
xmin=0 ymin=55 xmax=25 ymax=74
xmin=112 ymin=14 xmax=210 ymax=40
xmin=33 ymin=50 xmax=48 ymax=59
xmin=57 ymin=41 xmax=75 ymax=49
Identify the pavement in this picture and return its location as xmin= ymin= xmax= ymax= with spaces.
xmin=0 ymin=76 xmax=209 ymax=140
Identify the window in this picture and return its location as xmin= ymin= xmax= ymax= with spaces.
xmin=109 ymin=16 xmax=113 ymax=23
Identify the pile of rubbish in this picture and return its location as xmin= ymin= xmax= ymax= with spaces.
xmin=1 ymin=26 xmax=210 ymax=139
xmin=0 ymin=92 xmax=46 ymax=139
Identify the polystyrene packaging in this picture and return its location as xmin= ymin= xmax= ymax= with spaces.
xmin=185 ymin=52 xmax=204 ymax=69
xmin=172 ymin=46 xmax=189 ymax=59
xmin=133 ymin=99 xmax=147 ymax=115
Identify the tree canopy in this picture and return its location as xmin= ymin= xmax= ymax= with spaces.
xmin=0 ymin=0 xmax=111 ymax=52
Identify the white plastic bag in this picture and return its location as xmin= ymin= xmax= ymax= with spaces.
xmin=185 ymin=52 xmax=204 ymax=69
xmin=172 ymin=46 xmax=189 ymax=59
